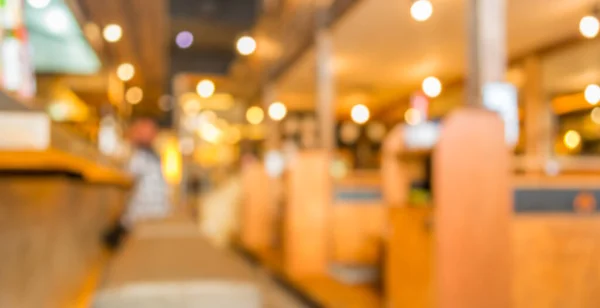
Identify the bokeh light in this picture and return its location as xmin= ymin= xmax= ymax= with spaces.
xmin=176 ymin=31 xmax=194 ymax=49
xmin=27 ymin=0 xmax=51 ymax=9
xmin=45 ymin=8 xmax=69 ymax=34
xmin=422 ymin=76 xmax=442 ymax=98
xmin=116 ymin=63 xmax=135 ymax=82
xmin=351 ymin=104 xmax=370 ymax=124
xmin=246 ymin=106 xmax=264 ymax=125
xmin=125 ymin=87 xmax=143 ymax=104
xmin=592 ymin=107 xmax=600 ymax=124
xmin=585 ymin=84 xmax=600 ymax=105
xmin=199 ymin=122 xmax=222 ymax=144
xmin=103 ymin=24 xmax=122 ymax=43
xmin=236 ymin=35 xmax=257 ymax=56
xmin=196 ymin=79 xmax=215 ymax=98
xmin=405 ymin=108 xmax=423 ymax=126
xmin=580 ymin=15 xmax=600 ymax=39
xmin=411 ymin=0 xmax=433 ymax=22
xmin=268 ymin=102 xmax=287 ymax=121
xmin=183 ymin=98 xmax=201 ymax=115
xmin=563 ymin=130 xmax=582 ymax=150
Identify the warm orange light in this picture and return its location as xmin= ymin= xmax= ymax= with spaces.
xmin=351 ymin=104 xmax=370 ymax=124
xmin=125 ymin=87 xmax=143 ymax=104
xmin=268 ymin=102 xmax=287 ymax=121
xmin=196 ymin=79 xmax=215 ymax=98
xmin=162 ymin=138 xmax=182 ymax=185
xmin=564 ymin=130 xmax=581 ymax=150
xmin=404 ymin=108 xmax=423 ymax=126
xmin=246 ymin=106 xmax=264 ymax=125
xmin=103 ymin=24 xmax=122 ymax=42
xmin=117 ymin=63 xmax=135 ymax=82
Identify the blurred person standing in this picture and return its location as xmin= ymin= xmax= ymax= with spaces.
xmin=104 ymin=116 xmax=171 ymax=249
xmin=124 ymin=116 xmax=172 ymax=226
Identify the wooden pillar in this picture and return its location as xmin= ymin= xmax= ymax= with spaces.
xmin=523 ymin=56 xmax=552 ymax=173
xmin=435 ymin=0 xmax=511 ymax=306
xmin=283 ymin=7 xmax=335 ymax=278
xmin=172 ymin=74 xmax=191 ymax=213
xmin=466 ymin=0 xmax=507 ymax=106
xmin=316 ymin=26 xmax=335 ymax=151
xmin=262 ymin=83 xmax=280 ymax=151
xmin=435 ymin=109 xmax=511 ymax=308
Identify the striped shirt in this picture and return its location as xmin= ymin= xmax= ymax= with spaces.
xmin=123 ymin=147 xmax=171 ymax=227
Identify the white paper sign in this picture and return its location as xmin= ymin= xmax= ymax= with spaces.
xmin=403 ymin=122 xmax=440 ymax=150
xmin=483 ymin=83 xmax=519 ymax=147
xmin=0 ymin=112 xmax=50 ymax=150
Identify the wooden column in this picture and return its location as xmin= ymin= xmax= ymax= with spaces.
xmin=435 ymin=109 xmax=511 ymax=308
xmin=434 ymin=0 xmax=511 ymax=306
xmin=283 ymin=11 xmax=335 ymax=278
xmin=316 ymin=28 xmax=336 ymax=152
xmin=172 ymin=74 xmax=192 ymax=213
xmin=523 ymin=56 xmax=552 ymax=173
xmin=262 ymin=83 xmax=280 ymax=151
xmin=466 ymin=0 xmax=507 ymax=106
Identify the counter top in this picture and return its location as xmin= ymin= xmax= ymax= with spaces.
xmin=0 ymin=149 xmax=132 ymax=187
xmin=0 ymin=96 xmax=132 ymax=187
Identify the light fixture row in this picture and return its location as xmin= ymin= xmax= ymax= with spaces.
xmin=245 ymin=102 xmax=288 ymax=124
xmin=175 ymin=30 xmax=257 ymax=56
xmin=580 ymin=6 xmax=600 ymax=39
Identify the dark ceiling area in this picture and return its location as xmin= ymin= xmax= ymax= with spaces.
xmin=169 ymin=0 xmax=261 ymax=77
xmin=70 ymin=0 xmax=260 ymax=117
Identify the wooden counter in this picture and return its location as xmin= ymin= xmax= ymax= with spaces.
xmin=0 ymin=111 xmax=132 ymax=187
xmin=0 ymin=104 xmax=131 ymax=307
xmin=0 ymin=149 xmax=132 ymax=186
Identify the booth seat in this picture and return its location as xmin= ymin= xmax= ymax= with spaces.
xmin=512 ymin=175 xmax=600 ymax=308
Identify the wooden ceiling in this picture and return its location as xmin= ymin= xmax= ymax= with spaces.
xmin=276 ymin=0 xmax=597 ymax=122
xmin=68 ymin=0 xmax=168 ymax=115
xmin=69 ymin=0 xmax=259 ymax=117
xmin=61 ymin=0 xmax=360 ymax=122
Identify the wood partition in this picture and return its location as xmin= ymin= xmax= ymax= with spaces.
xmin=240 ymin=161 xmax=273 ymax=255
xmin=511 ymin=175 xmax=600 ymax=307
xmin=284 ymin=150 xmax=330 ymax=278
xmin=331 ymin=171 xmax=385 ymax=266
xmin=384 ymin=108 xmax=512 ymax=308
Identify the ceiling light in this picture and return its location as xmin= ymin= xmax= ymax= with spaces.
xmin=411 ymin=0 xmax=433 ymax=22
xmin=351 ymin=104 xmax=370 ymax=124
xmin=176 ymin=31 xmax=194 ymax=49
xmin=27 ymin=0 xmax=51 ymax=9
xmin=125 ymin=87 xmax=143 ymax=104
xmin=580 ymin=15 xmax=600 ymax=38
xmin=404 ymin=108 xmax=423 ymax=126
xmin=183 ymin=98 xmax=201 ymax=115
xmin=246 ymin=106 xmax=264 ymax=125
xmin=422 ymin=76 xmax=442 ymax=98
xmin=44 ymin=8 xmax=69 ymax=34
xmin=592 ymin=107 xmax=600 ymax=124
xmin=563 ymin=130 xmax=581 ymax=150
xmin=268 ymin=102 xmax=287 ymax=121
xmin=236 ymin=35 xmax=257 ymax=56
xmin=585 ymin=84 xmax=600 ymax=105
xmin=103 ymin=24 xmax=122 ymax=43
xmin=116 ymin=63 xmax=135 ymax=82
xmin=196 ymin=79 xmax=215 ymax=98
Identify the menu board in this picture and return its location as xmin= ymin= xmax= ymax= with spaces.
xmin=0 ymin=0 xmax=35 ymax=98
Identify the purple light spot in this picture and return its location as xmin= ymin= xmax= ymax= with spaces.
xmin=176 ymin=31 xmax=194 ymax=49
